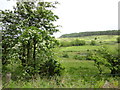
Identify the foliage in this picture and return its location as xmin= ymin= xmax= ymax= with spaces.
xmin=89 ymin=46 xmax=120 ymax=76
xmin=86 ymin=51 xmax=93 ymax=60
xmin=94 ymin=37 xmax=97 ymax=40
xmin=60 ymin=39 xmax=86 ymax=47
xmin=99 ymin=41 xmax=102 ymax=44
xmin=90 ymin=40 xmax=96 ymax=45
xmin=60 ymin=41 xmax=71 ymax=47
xmin=39 ymin=59 xmax=65 ymax=78
xmin=1 ymin=1 xmax=64 ymax=79
xmin=62 ymin=53 xmax=69 ymax=58
xmin=71 ymin=39 xmax=86 ymax=46
xmin=117 ymin=37 xmax=120 ymax=43
xmin=73 ymin=55 xmax=85 ymax=60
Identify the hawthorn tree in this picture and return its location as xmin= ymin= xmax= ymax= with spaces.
xmin=1 ymin=1 xmax=64 ymax=79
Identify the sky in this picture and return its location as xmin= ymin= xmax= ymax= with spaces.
xmin=0 ymin=0 xmax=120 ymax=37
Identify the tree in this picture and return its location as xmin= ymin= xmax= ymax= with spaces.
xmin=1 ymin=1 xmax=64 ymax=79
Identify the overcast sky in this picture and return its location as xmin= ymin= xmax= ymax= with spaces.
xmin=0 ymin=0 xmax=120 ymax=37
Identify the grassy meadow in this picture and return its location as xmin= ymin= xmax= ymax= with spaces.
xmin=4 ymin=35 xmax=120 ymax=88
xmin=58 ymin=35 xmax=118 ymax=42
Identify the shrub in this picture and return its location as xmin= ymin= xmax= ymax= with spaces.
xmin=117 ymin=37 xmax=120 ymax=43
xmin=60 ymin=39 xmax=86 ymax=47
xmin=73 ymin=55 xmax=85 ymax=60
xmin=71 ymin=39 xmax=86 ymax=46
xmin=86 ymin=52 xmax=92 ymax=60
xmin=90 ymin=40 xmax=96 ymax=45
xmin=60 ymin=41 xmax=71 ymax=47
xmin=89 ymin=46 xmax=120 ymax=76
xmin=39 ymin=59 xmax=65 ymax=78
xmin=62 ymin=53 xmax=69 ymax=58
xmin=94 ymin=37 xmax=97 ymax=40
xmin=99 ymin=41 xmax=102 ymax=44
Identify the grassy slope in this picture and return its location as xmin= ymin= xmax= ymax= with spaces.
xmin=58 ymin=35 xmax=118 ymax=42
xmin=59 ymin=44 xmax=118 ymax=76
xmin=56 ymin=35 xmax=119 ymax=88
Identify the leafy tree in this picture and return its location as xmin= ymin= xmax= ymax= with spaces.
xmin=1 ymin=1 xmax=64 ymax=79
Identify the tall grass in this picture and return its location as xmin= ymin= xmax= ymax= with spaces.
xmin=4 ymin=59 xmax=119 ymax=88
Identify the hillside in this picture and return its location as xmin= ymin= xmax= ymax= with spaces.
xmin=60 ymin=30 xmax=120 ymax=38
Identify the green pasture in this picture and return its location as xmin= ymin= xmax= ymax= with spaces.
xmin=59 ymin=45 xmax=100 ymax=52
xmin=58 ymin=35 xmax=118 ymax=42
xmin=58 ymin=35 xmax=118 ymax=45
xmin=5 ymin=58 xmax=119 ymax=88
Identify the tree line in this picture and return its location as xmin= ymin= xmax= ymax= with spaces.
xmin=60 ymin=30 xmax=120 ymax=38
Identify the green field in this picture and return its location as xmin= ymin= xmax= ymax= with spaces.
xmin=4 ymin=35 xmax=119 ymax=88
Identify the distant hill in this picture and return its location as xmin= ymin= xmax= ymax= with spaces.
xmin=60 ymin=30 xmax=120 ymax=38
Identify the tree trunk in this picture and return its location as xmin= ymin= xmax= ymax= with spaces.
xmin=27 ymin=40 xmax=31 ymax=65
xmin=110 ymin=69 xmax=117 ymax=77
xmin=33 ymin=38 xmax=36 ymax=72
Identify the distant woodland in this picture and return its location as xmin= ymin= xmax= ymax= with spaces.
xmin=60 ymin=30 xmax=120 ymax=38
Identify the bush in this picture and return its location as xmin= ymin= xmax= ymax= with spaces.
xmin=90 ymin=40 xmax=96 ymax=45
xmin=39 ymin=59 xmax=65 ymax=78
xmin=71 ymin=39 xmax=86 ymax=46
xmin=60 ymin=39 xmax=86 ymax=47
xmin=60 ymin=41 xmax=71 ymax=47
xmin=94 ymin=37 xmax=97 ymax=40
xmin=99 ymin=41 xmax=102 ymax=44
xmin=89 ymin=46 xmax=120 ymax=76
xmin=73 ymin=55 xmax=85 ymax=60
xmin=86 ymin=52 xmax=92 ymax=60
xmin=62 ymin=53 xmax=69 ymax=58
xmin=117 ymin=37 xmax=120 ymax=43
